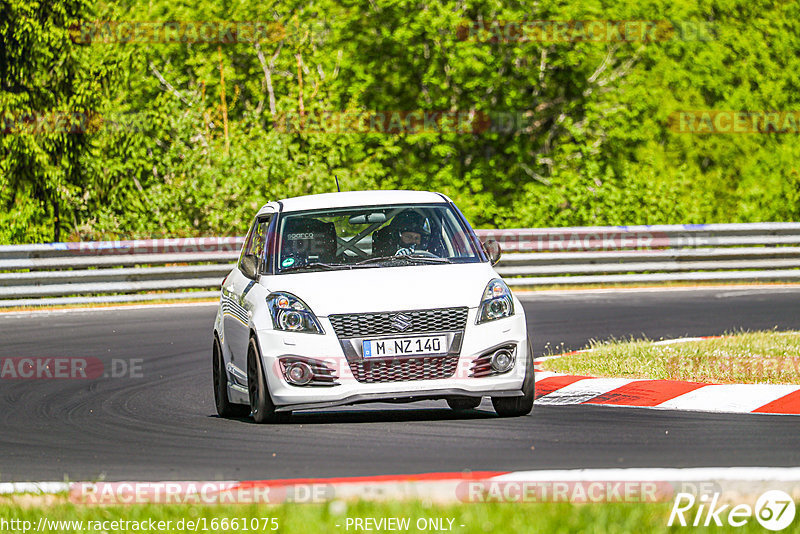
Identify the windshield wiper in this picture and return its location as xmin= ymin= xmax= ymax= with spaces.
xmin=280 ymin=262 xmax=351 ymax=273
xmin=356 ymin=254 xmax=451 ymax=266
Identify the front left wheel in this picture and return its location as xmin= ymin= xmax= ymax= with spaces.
xmin=491 ymin=339 xmax=535 ymax=418
xmin=213 ymin=337 xmax=250 ymax=418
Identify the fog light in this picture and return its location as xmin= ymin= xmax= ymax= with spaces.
xmin=286 ymin=362 xmax=313 ymax=385
xmin=491 ymin=349 xmax=514 ymax=373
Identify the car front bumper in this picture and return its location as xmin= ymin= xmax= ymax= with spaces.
xmin=250 ymin=307 xmax=530 ymax=411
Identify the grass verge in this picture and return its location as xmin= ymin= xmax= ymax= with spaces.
xmin=542 ymin=331 xmax=800 ymax=384
xmin=0 ymin=500 xmax=790 ymax=533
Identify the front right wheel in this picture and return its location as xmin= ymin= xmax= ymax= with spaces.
xmin=247 ymin=337 xmax=289 ymax=423
xmin=213 ymin=336 xmax=250 ymax=418
xmin=491 ymin=339 xmax=535 ymax=417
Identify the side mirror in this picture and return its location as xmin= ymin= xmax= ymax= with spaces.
xmin=240 ymin=254 xmax=259 ymax=279
xmin=482 ymin=239 xmax=502 ymax=266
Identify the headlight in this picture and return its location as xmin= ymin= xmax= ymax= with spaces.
xmin=267 ymin=292 xmax=325 ymax=334
xmin=476 ymin=279 xmax=515 ymax=324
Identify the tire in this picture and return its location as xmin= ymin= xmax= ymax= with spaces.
xmin=491 ymin=339 xmax=535 ymax=418
xmin=213 ymin=336 xmax=250 ymax=418
xmin=446 ymin=397 xmax=482 ymax=411
xmin=247 ymin=337 xmax=289 ymax=423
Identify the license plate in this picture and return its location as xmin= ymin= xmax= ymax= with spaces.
xmin=362 ymin=335 xmax=447 ymax=359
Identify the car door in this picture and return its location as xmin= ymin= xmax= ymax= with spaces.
xmin=222 ymin=215 xmax=272 ymax=368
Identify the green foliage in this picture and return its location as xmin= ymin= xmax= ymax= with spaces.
xmin=0 ymin=0 xmax=107 ymax=241
xmin=1 ymin=0 xmax=798 ymax=243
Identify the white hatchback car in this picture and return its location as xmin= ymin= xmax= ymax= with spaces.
xmin=212 ymin=190 xmax=533 ymax=422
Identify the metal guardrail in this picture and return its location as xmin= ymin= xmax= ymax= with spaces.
xmin=1 ymin=223 xmax=799 ymax=307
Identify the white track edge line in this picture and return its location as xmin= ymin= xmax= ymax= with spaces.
xmin=0 ymin=301 xmax=220 ymax=316
xmin=6 ymin=467 xmax=800 ymax=495
xmin=515 ymin=284 xmax=800 ymax=296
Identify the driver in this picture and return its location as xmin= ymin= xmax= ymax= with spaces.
xmin=391 ymin=210 xmax=431 ymax=256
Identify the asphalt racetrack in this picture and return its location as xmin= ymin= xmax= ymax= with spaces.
xmin=1 ymin=286 xmax=799 ymax=482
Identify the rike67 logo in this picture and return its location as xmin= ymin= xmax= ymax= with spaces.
xmin=669 ymin=490 xmax=796 ymax=531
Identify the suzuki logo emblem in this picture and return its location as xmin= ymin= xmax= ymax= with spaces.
xmin=390 ymin=313 xmax=412 ymax=332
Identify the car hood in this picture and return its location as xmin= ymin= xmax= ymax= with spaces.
xmin=260 ymin=262 xmax=497 ymax=316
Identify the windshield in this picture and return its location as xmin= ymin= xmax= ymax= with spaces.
xmin=275 ymin=203 xmax=482 ymax=273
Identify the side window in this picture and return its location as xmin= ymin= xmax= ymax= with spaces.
xmin=441 ymin=211 xmax=469 ymax=257
xmin=239 ymin=217 xmax=271 ymax=275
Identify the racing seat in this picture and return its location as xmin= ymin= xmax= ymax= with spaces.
xmin=371 ymin=225 xmax=397 ymax=257
xmin=281 ymin=218 xmax=337 ymax=265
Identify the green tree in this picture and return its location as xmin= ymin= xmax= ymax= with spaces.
xmin=0 ymin=0 xmax=114 ymax=242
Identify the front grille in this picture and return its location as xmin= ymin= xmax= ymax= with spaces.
xmin=329 ymin=307 xmax=468 ymax=338
xmin=348 ymin=355 xmax=459 ymax=384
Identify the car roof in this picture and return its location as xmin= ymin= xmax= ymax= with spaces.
xmin=257 ymin=190 xmax=451 ymax=215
